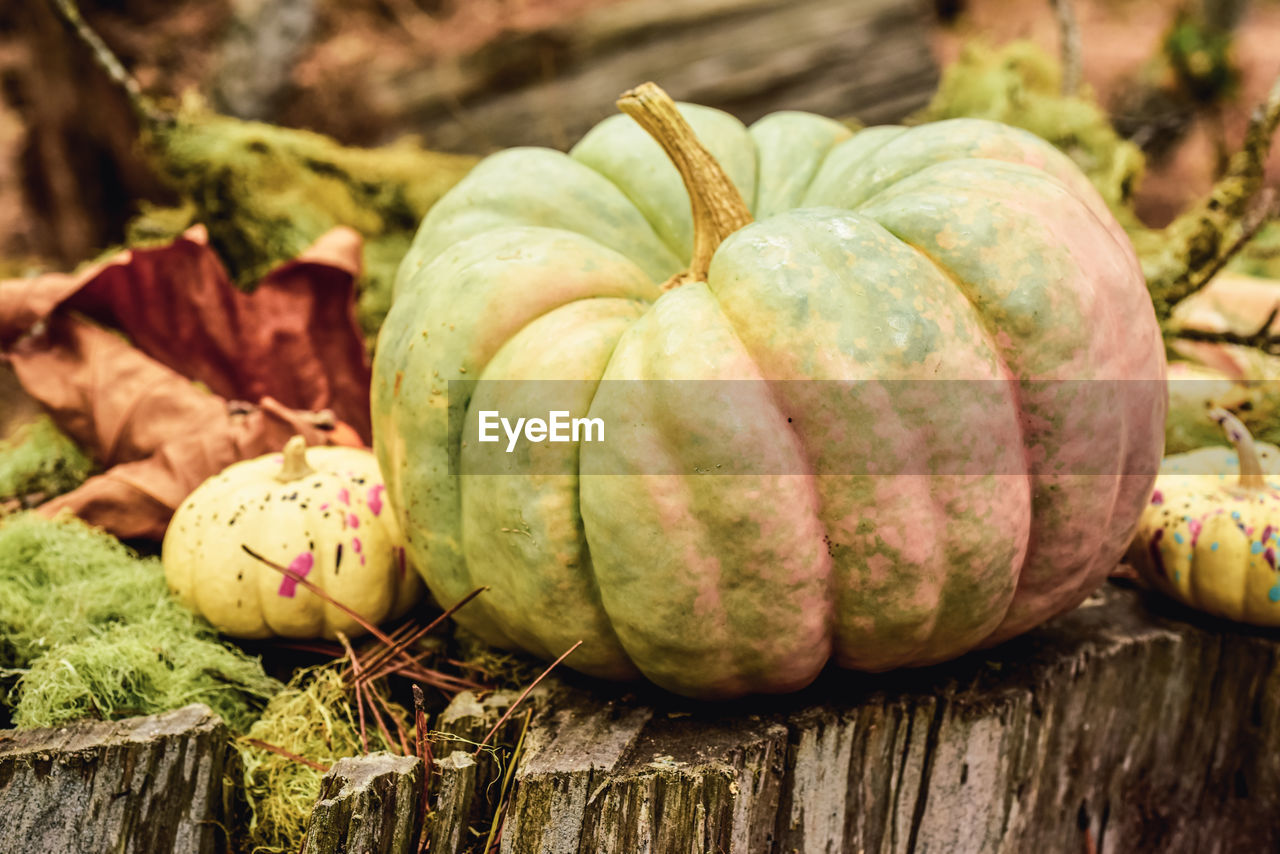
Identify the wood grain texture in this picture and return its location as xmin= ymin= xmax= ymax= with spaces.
xmin=0 ymin=703 xmax=228 ymax=854
xmin=6 ymin=585 xmax=1276 ymax=853
xmin=428 ymin=752 xmax=479 ymax=854
xmin=493 ymin=585 xmax=1280 ymax=853
xmin=303 ymin=752 xmax=423 ymax=854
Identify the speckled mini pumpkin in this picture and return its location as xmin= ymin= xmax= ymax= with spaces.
xmin=1128 ymin=409 xmax=1280 ymax=625
xmin=163 ymin=437 xmax=421 ymax=639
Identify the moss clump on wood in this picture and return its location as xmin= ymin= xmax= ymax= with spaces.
xmin=917 ymin=40 xmax=1146 ymax=226
xmin=0 ymin=415 xmax=95 ymax=507
xmin=130 ymin=99 xmax=479 ymax=339
xmin=0 ymin=514 xmax=278 ymax=730
xmin=234 ymin=665 xmax=405 ymax=854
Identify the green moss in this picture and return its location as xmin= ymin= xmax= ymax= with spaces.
xmin=0 ymin=415 xmax=95 ymax=505
xmin=917 ymin=40 xmax=1146 ymax=227
xmin=234 ymin=665 xmax=404 ymax=854
xmin=1164 ymin=10 xmax=1239 ymax=104
xmin=0 ymin=514 xmax=278 ymax=730
xmin=131 ymin=102 xmax=478 ymax=339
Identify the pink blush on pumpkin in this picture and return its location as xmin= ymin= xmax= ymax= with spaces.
xmin=278 ymin=552 xmax=314 ymax=598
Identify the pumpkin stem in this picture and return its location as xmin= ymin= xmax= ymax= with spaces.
xmin=276 ymin=435 xmax=316 ymax=483
xmin=1209 ymin=407 xmax=1267 ymax=490
xmin=616 ymin=82 xmax=753 ymax=288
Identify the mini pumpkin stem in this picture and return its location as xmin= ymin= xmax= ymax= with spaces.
xmin=276 ymin=435 xmax=316 ymax=483
xmin=1209 ymin=407 xmax=1267 ymax=490
xmin=616 ymin=82 xmax=753 ymax=287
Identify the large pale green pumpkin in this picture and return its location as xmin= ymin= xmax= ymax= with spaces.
xmin=372 ymin=85 xmax=1166 ymax=698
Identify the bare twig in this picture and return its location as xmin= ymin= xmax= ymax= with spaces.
xmin=242 ymin=738 xmax=330 ymax=773
xmin=1177 ymin=189 xmax=1280 ymax=297
xmin=1050 ymin=0 xmax=1083 ymax=95
xmin=1176 ymin=305 xmax=1280 ymax=354
xmin=337 ymin=633 xmax=371 ymax=753
xmin=356 ymin=587 xmax=487 ymax=686
xmin=370 ymin=687 xmax=411 ymax=756
xmin=481 ymin=709 xmax=533 ymax=854
xmin=45 ymin=0 xmax=167 ymax=127
xmin=413 ymin=685 xmax=432 ymax=854
xmin=241 ymin=545 xmax=399 ymax=647
xmin=473 ymin=640 xmax=581 ymax=755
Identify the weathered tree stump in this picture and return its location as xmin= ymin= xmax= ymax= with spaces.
xmin=495 ymin=584 xmax=1280 ymax=853
xmin=0 ymin=703 xmax=228 ymax=854
xmin=302 ymin=752 xmax=423 ymax=854
xmin=396 ymin=0 xmax=940 ymax=152
xmin=428 ymin=752 xmax=480 ymax=854
xmin=3 ymin=584 xmax=1276 ymax=853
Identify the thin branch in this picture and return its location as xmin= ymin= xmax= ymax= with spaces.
xmin=46 ymin=0 xmax=167 ymax=127
xmin=338 ymin=633 xmax=371 ymax=753
xmin=355 ymin=587 xmax=487 ymax=686
xmin=413 ymin=685 xmax=432 ymax=854
xmin=241 ymin=544 xmax=399 ymax=648
xmin=1050 ymin=0 xmax=1083 ymax=95
xmin=1176 ymin=304 xmax=1280 ymax=354
xmin=473 ymin=640 xmax=581 ymax=755
xmin=366 ymin=686 xmax=404 ymax=752
xmin=241 ymin=738 xmax=330 ymax=773
xmin=481 ymin=709 xmax=533 ymax=854
xmin=1178 ymin=189 xmax=1279 ymax=296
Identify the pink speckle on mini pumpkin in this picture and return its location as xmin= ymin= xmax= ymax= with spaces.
xmin=367 ymin=484 xmax=385 ymax=516
xmin=348 ymin=514 xmax=360 ymax=529
xmin=337 ymin=488 xmax=350 ymax=506
xmin=278 ymin=552 xmax=314 ymax=598
xmin=353 ymin=537 xmax=363 ymax=553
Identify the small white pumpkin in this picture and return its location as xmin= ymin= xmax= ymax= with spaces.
xmin=163 ymin=436 xmax=422 ymax=639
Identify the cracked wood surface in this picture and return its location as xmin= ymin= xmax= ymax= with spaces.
xmin=0 ymin=703 xmax=228 ymax=854
xmin=303 ymin=752 xmax=423 ymax=854
xmin=494 ymin=584 xmax=1280 ymax=853
xmin=2 ymin=584 xmax=1277 ymax=854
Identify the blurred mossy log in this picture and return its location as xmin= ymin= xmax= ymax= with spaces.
xmin=430 ymin=585 xmax=1278 ymax=853
xmin=1138 ymin=72 xmax=1280 ymax=322
xmin=302 ymin=753 xmax=423 ymax=854
xmin=1109 ymin=0 xmax=1246 ymax=161
xmin=916 ymin=40 xmax=1145 ymax=225
xmin=46 ymin=0 xmax=478 ymax=338
xmin=0 ymin=704 xmax=229 ymax=854
xmin=130 ymin=106 xmax=477 ymax=336
xmin=922 ymin=37 xmax=1279 ymax=328
xmin=383 ymin=0 xmax=939 ymax=152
